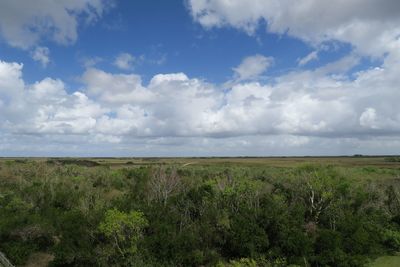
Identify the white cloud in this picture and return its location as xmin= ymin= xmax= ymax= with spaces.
xmin=1 ymin=46 xmax=400 ymax=155
xmin=81 ymin=56 xmax=104 ymax=68
xmin=298 ymin=50 xmax=318 ymax=66
xmin=82 ymin=68 xmax=153 ymax=104
xmin=0 ymin=0 xmax=109 ymax=49
xmin=31 ymin=46 xmax=50 ymax=67
xmin=188 ymin=0 xmax=400 ymax=57
xmin=360 ymin=108 xmax=378 ymax=129
xmin=233 ymin=54 xmax=273 ymax=81
xmin=113 ymin=53 xmax=135 ymax=70
xmin=0 ymin=60 xmax=105 ymax=137
xmin=149 ymin=73 xmax=189 ymax=86
xmin=0 ymin=61 xmax=24 ymax=95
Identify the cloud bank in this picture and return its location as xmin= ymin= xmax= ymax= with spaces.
xmin=1 ymin=46 xmax=400 ymax=155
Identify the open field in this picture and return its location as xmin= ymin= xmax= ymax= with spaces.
xmin=80 ymin=156 xmax=400 ymax=168
xmin=2 ymin=155 xmax=400 ymax=167
xmin=0 ymin=157 xmax=399 ymax=266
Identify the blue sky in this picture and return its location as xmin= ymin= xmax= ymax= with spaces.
xmin=0 ymin=0 xmax=399 ymax=156
xmin=0 ymin=0 xmax=353 ymax=85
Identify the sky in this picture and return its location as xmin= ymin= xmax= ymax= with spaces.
xmin=0 ymin=0 xmax=399 ymax=157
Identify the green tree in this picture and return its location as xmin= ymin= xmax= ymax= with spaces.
xmin=98 ymin=209 xmax=148 ymax=261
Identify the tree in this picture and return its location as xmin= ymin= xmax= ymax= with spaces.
xmin=98 ymin=209 xmax=148 ymax=261
xmin=149 ymin=166 xmax=181 ymax=206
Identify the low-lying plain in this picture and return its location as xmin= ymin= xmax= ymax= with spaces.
xmin=0 ymin=157 xmax=399 ymax=266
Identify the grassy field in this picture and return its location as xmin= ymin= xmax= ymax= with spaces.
xmin=2 ymin=155 xmax=400 ymax=168
xmin=369 ymin=255 xmax=400 ymax=267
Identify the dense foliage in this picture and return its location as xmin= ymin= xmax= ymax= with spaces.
xmin=0 ymin=160 xmax=399 ymax=266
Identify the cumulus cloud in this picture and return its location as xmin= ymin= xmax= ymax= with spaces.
xmin=188 ymin=0 xmax=400 ymax=57
xmin=113 ymin=53 xmax=135 ymax=70
xmin=232 ymin=54 xmax=274 ymax=81
xmin=0 ymin=63 xmax=104 ymax=137
xmin=1 ymin=45 xmax=400 ymax=155
xmin=82 ymin=68 xmax=152 ymax=104
xmin=31 ymin=46 xmax=50 ymax=67
xmin=0 ymin=0 xmax=109 ymax=49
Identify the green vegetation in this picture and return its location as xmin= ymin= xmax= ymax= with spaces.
xmin=0 ymin=158 xmax=399 ymax=266
xmin=384 ymin=157 xmax=400 ymax=163
xmin=368 ymin=255 xmax=400 ymax=267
